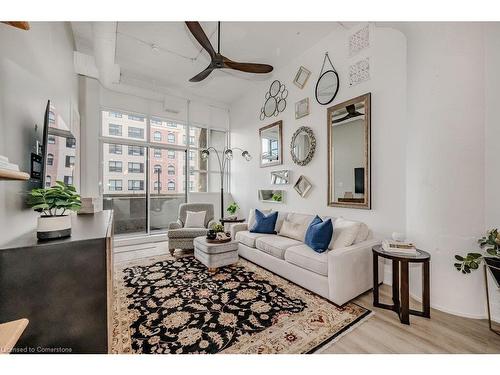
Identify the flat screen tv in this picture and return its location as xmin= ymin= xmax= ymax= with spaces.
xmin=41 ymin=100 xmax=76 ymax=188
xmin=354 ymin=167 xmax=364 ymax=194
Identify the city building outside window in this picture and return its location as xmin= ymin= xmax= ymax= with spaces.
xmin=128 ymin=145 xmax=144 ymax=156
xmin=128 ymin=162 xmax=144 ymax=173
xmin=109 ymin=179 xmax=123 ymax=191
xmin=154 ymin=149 xmax=162 ymax=158
xmin=168 ymin=165 xmax=175 ymax=175
xmin=48 ymin=135 xmax=56 ymax=144
xmin=167 ymin=133 xmax=175 ymax=143
xmin=109 ymin=111 xmax=122 ymax=118
xmin=64 ymin=175 xmax=73 ymax=185
xmin=154 ymin=181 xmax=161 ymax=190
xmin=128 ymin=180 xmax=144 ymax=191
xmin=128 ymin=127 xmax=144 ymax=139
xmin=128 ymin=114 xmax=145 ymax=122
xmin=154 ymin=131 xmax=162 ymax=142
xmin=47 ymin=153 xmax=54 ymax=166
xmin=45 ymin=175 xmax=51 ymax=187
xmin=109 ymin=144 xmax=122 ymax=154
xmin=167 ymin=180 xmax=175 ymax=191
xmin=168 ymin=150 xmax=175 ymax=159
xmin=109 ymin=161 xmax=122 ymax=172
xmin=109 ymin=124 xmax=122 ymax=136
xmin=65 ymin=155 xmax=75 ymax=168
xmin=66 ymin=137 xmax=76 ymax=148
xmin=154 ymin=164 xmax=162 ymax=173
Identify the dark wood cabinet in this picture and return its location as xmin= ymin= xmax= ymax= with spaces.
xmin=0 ymin=210 xmax=113 ymax=353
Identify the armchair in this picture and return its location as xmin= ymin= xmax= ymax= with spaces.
xmin=167 ymin=203 xmax=216 ymax=256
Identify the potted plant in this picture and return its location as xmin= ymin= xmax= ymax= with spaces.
xmin=454 ymin=228 xmax=500 ymax=285
xmin=272 ymin=192 xmax=282 ymax=202
xmin=27 ymin=181 xmax=82 ymax=240
xmin=226 ymin=202 xmax=239 ymax=219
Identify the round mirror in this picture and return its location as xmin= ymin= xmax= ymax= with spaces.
xmin=277 ymin=99 xmax=286 ymax=112
xmin=264 ymin=97 xmax=277 ymax=117
xmin=315 ymin=70 xmax=339 ymax=105
xmin=270 ymin=80 xmax=281 ymax=97
xmin=290 ymin=126 xmax=316 ymax=166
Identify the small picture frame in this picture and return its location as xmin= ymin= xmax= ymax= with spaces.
xmin=293 ymin=66 xmax=311 ymax=89
xmin=295 ymin=98 xmax=310 ymax=119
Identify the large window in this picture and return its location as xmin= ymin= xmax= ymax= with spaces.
xmin=101 ymin=110 xmax=227 ymax=236
xmin=66 ymin=137 xmax=76 ymax=149
xmin=47 ymin=153 xmax=54 ymax=166
xmin=65 ymin=155 xmax=75 ymax=168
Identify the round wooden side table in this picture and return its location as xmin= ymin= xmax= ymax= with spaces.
xmin=219 ymin=218 xmax=245 ymax=232
xmin=372 ymin=244 xmax=431 ymax=325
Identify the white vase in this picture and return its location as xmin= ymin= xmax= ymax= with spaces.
xmin=37 ymin=215 xmax=72 ymax=240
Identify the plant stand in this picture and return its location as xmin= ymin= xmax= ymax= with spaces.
xmin=484 ymin=263 xmax=500 ymax=336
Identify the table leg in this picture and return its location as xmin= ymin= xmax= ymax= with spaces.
xmin=373 ymin=252 xmax=379 ymax=306
xmin=400 ymin=260 xmax=410 ymax=324
xmin=422 ymin=260 xmax=430 ymax=318
xmin=392 ymin=259 xmax=400 ymax=313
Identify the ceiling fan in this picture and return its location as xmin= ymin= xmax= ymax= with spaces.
xmin=1 ymin=22 xmax=30 ymax=30
xmin=185 ymin=21 xmax=273 ymax=82
xmin=332 ymin=104 xmax=364 ymax=124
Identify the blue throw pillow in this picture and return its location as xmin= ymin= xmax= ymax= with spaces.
xmin=304 ymin=215 xmax=333 ymax=253
xmin=250 ymin=209 xmax=278 ymax=234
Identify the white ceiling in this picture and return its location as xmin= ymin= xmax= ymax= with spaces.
xmin=72 ymin=22 xmax=342 ymax=104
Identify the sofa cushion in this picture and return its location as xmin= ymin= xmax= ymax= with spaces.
xmin=235 ymin=230 xmax=272 ymax=248
xmin=255 ymin=236 xmax=302 ymax=259
xmin=167 ymin=227 xmax=208 ymax=239
xmin=250 ymin=209 xmax=278 ymax=234
xmin=285 ymin=244 xmax=329 ymax=276
xmin=278 ymin=219 xmax=307 ymax=241
xmin=354 ymin=222 xmax=370 ymax=244
xmin=330 ymin=218 xmax=361 ymax=249
xmin=304 ymin=216 xmax=333 ymax=253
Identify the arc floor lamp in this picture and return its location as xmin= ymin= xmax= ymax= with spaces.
xmin=200 ymin=146 xmax=251 ymax=219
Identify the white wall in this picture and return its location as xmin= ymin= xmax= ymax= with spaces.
xmin=0 ymin=22 xmax=79 ymax=245
xmin=230 ymin=23 xmax=407 ymax=240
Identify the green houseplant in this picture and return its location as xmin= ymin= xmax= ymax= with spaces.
xmin=27 ymin=181 xmax=81 ymax=240
xmin=454 ymin=229 xmax=500 ymax=284
xmin=272 ymin=192 xmax=282 ymax=202
xmin=226 ymin=202 xmax=239 ymax=219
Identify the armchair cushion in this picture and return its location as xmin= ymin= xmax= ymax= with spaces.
xmin=178 ymin=203 xmax=214 ymax=228
xmin=185 ymin=210 xmax=206 ymax=228
xmin=167 ymin=227 xmax=208 ymax=239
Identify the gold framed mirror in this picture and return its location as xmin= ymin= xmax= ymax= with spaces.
xmin=327 ymin=93 xmax=371 ymax=209
xmin=259 ymin=120 xmax=283 ymax=168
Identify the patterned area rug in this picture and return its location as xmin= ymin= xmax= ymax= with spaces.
xmin=112 ymin=255 xmax=371 ymax=354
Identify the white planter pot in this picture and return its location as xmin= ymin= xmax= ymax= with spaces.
xmin=37 ymin=215 xmax=72 ymax=240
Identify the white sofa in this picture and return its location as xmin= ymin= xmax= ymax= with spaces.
xmin=231 ymin=209 xmax=382 ymax=306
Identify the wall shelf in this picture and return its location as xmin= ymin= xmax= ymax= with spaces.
xmin=0 ymin=168 xmax=30 ymax=181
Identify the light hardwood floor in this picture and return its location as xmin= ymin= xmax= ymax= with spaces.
xmin=114 ymin=241 xmax=500 ymax=354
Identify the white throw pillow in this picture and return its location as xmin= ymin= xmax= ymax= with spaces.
xmin=184 ymin=211 xmax=206 ymax=228
xmin=278 ymin=220 xmax=307 ymax=241
xmin=354 ymin=222 xmax=370 ymax=244
xmin=330 ymin=217 xmax=361 ymax=249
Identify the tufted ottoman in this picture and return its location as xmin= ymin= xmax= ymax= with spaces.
xmin=193 ymin=236 xmax=239 ymax=272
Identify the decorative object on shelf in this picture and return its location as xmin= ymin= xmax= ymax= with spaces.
xmin=27 ymin=181 xmax=82 ymax=240
xmin=372 ymin=245 xmax=431 ymax=325
xmin=453 ymin=228 xmax=500 ymax=335
xmin=295 ymin=98 xmax=310 ymax=119
xmin=290 ymin=126 xmax=316 ymax=166
xmin=271 ymin=169 xmax=290 ymax=185
xmin=294 ymin=175 xmax=313 ymax=198
xmin=349 ymin=57 xmax=370 ymax=86
xmin=315 ymin=52 xmax=340 ymax=105
xmin=349 ymin=25 xmax=370 ymax=57
xmin=226 ymin=202 xmax=239 ymax=219
xmin=293 ymin=66 xmax=311 ymax=89
xmin=258 ymin=189 xmax=285 ymax=204
xmin=185 ymin=22 xmax=273 ymax=82
xmin=201 ymin=146 xmax=251 ymax=218
xmin=327 ymin=93 xmax=371 ymax=209
xmin=259 ymin=121 xmax=283 ymax=168
xmin=260 ymin=80 xmax=288 ymax=120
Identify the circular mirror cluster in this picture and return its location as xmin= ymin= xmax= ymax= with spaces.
xmin=260 ymin=80 xmax=288 ymax=120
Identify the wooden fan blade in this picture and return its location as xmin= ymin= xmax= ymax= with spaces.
xmin=223 ymin=57 xmax=273 ymax=74
xmin=185 ymin=21 xmax=216 ymax=60
xmin=189 ymin=66 xmax=215 ymax=82
xmin=2 ymin=22 xmax=30 ymax=30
